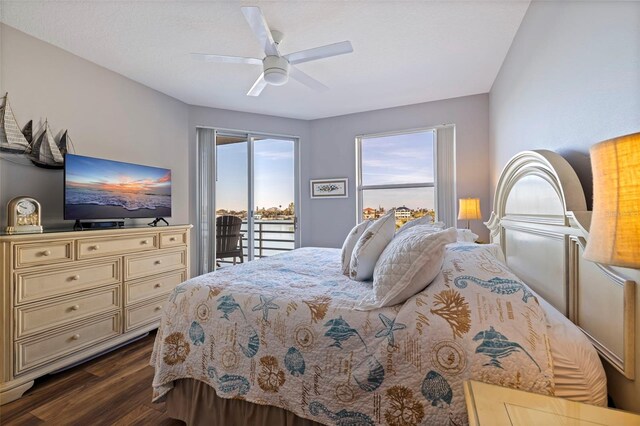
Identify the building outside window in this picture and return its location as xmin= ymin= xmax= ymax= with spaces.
xmin=394 ymin=206 xmax=412 ymax=219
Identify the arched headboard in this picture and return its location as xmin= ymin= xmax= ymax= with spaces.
xmin=486 ymin=150 xmax=638 ymax=412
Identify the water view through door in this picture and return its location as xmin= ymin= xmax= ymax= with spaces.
xmin=215 ymin=133 xmax=297 ymax=265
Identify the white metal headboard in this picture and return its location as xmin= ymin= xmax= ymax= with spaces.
xmin=486 ymin=150 xmax=638 ymax=412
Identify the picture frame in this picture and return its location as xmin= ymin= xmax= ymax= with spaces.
xmin=310 ymin=178 xmax=348 ymax=199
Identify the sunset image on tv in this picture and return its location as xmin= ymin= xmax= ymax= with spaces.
xmin=64 ymin=154 xmax=172 ymax=220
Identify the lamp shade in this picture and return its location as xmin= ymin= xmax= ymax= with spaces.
xmin=583 ymin=132 xmax=640 ymax=268
xmin=458 ymin=198 xmax=482 ymax=221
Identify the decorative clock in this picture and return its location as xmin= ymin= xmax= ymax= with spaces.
xmin=6 ymin=196 xmax=43 ymax=234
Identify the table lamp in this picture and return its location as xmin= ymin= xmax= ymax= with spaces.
xmin=583 ymin=132 xmax=639 ymax=357
xmin=458 ymin=197 xmax=482 ymax=230
xmin=583 ymin=132 xmax=640 ymax=268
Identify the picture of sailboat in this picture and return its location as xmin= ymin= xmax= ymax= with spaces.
xmin=29 ymin=119 xmax=66 ymax=169
xmin=0 ymin=93 xmax=31 ymax=154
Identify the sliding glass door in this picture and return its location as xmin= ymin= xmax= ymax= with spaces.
xmin=197 ymin=128 xmax=299 ymax=274
xmin=252 ymin=137 xmax=297 ymax=260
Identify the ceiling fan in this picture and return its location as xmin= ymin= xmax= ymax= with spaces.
xmin=191 ymin=6 xmax=353 ymax=96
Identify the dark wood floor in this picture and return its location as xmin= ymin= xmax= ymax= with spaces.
xmin=0 ymin=332 xmax=182 ymax=425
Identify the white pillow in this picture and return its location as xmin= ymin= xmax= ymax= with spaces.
xmin=357 ymin=227 xmax=457 ymax=310
xmin=349 ymin=210 xmax=396 ymax=281
xmin=456 ymin=228 xmax=478 ymax=242
xmin=397 ymin=216 xmax=444 ymax=236
xmin=340 ymin=220 xmax=372 ymax=275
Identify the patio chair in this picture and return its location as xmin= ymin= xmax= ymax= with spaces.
xmin=216 ymin=215 xmax=244 ymax=265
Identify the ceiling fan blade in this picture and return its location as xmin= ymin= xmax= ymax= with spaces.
xmin=191 ymin=53 xmax=262 ymax=65
xmin=241 ymin=6 xmax=280 ymax=57
xmin=285 ymin=41 xmax=353 ymax=65
xmin=289 ymin=66 xmax=329 ymax=92
xmin=247 ymin=73 xmax=268 ymax=96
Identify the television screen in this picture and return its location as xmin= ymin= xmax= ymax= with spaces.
xmin=64 ymin=154 xmax=172 ymax=220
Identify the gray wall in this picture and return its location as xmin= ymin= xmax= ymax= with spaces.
xmin=188 ymin=94 xmax=491 ymax=250
xmin=0 ymin=24 xmax=190 ymax=228
xmin=490 ymin=1 xmax=640 ymax=206
xmin=307 ymin=94 xmax=490 ymax=247
xmin=1 ymin=24 xmax=492 ymax=253
xmin=488 ymin=1 xmax=640 ymax=412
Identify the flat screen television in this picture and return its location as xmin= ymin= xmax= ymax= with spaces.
xmin=64 ymin=154 xmax=172 ymax=220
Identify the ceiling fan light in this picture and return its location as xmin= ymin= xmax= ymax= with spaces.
xmin=262 ymin=55 xmax=289 ymax=86
xmin=264 ymin=68 xmax=288 ymax=86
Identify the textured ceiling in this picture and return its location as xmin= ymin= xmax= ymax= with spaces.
xmin=1 ymin=1 xmax=530 ymax=120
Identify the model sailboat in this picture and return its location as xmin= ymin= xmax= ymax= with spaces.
xmin=0 ymin=93 xmax=31 ymax=154
xmin=29 ymin=119 xmax=66 ymax=169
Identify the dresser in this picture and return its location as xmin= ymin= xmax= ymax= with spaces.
xmin=0 ymin=224 xmax=192 ymax=405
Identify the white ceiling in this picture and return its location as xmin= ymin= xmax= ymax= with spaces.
xmin=1 ymin=1 xmax=530 ymax=120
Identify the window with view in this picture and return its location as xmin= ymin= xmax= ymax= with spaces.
xmin=357 ymin=129 xmax=437 ymax=229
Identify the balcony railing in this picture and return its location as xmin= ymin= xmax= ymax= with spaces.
xmin=218 ymin=220 xmax=295 ymax=265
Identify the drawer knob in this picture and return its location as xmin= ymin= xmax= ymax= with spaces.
xmin=70 ymin=304 xmax=80 ymax=311
xmin=90 ymin=245 xmax=100 ymax=251
xmin=154 ymin=260 xmax=162 ymax=265
xmin=155 ymin=306 xmax=162 ymax=311
xmin=71 ymin=334 xmax=80 ymax=341
xmin=154 ymin=283 xmax=162 ymax=288
xmin=41 ymin=250 xmax=51 ymax=257
xmin=169 ymin=237 xmax=176 ymax=241
xmin=141 ymin=240 xmax=149 ymax=245
xmin=71 ymin=275 xmax=80 ymax=281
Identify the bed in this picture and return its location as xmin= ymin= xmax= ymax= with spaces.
xmin=151 ymin=149 xmax=638 ymax=425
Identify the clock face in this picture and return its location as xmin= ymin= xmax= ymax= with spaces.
xmin=17 ymin=200 xmax=36 ymax=216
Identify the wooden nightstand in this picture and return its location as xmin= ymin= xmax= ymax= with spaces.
xmin=464 ymin=380 xmax=640 ymax=425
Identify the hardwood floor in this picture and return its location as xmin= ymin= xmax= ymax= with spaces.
xmin=0 ymin=332 xmax=182 ymax=426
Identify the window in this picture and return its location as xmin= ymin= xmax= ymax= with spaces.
xmin=356 ymin=126 xmax=456 ymax=228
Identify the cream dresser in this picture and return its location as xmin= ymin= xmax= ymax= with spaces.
xmin=0 ymin=224 xmax=192 ymax=404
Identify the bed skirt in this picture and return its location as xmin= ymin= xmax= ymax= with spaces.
xmin=165 ymin=379 xmax=324 ymax=426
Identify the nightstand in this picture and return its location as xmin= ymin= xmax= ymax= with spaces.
xmin=464 ymin=380 xmax=640 ymax=425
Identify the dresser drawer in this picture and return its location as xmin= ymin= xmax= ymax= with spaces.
xmin=124 ymin=249 xmax=186 ymax=281
xmin=15 ymin=313 xmax=121 ymax=374
xmin=15 ymin=258 xmax=121 ymax=305
xmin=15 ymin=286 xmax=120 ymax=339
xmin=77 ymin=234 xmax=158 ymax=259
xmin=125 ymin=298 xmax=165 ymax=331
xmin=159 ymin=230 xmax=187 ymax=248
xmin=126 ymin=270 xmax=186 ymax=305
xmin=14 ymin=240 xmax=74 ymax=269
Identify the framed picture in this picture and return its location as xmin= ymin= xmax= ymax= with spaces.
xmin=310 ymin=178 xmax=349 ymax=199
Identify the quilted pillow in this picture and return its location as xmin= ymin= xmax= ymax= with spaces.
xmin=357 ymin=227 xmax=457 ymax=310
xmin=340 ymin=220 xmax=372 ymax=275
xmin=396 ymin=216 xmax=445 ymax=236
xmin=349 ymin=210 xmax=396 ymax=281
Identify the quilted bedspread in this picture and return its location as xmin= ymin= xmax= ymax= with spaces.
xmin=151 ymin=246 xmax=554 ymax=425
